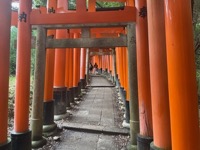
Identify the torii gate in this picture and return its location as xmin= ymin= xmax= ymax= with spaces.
xmin=0 ymin=0 xmax=199 ymax=150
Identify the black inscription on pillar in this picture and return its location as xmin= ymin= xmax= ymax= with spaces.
xmin=139 ymin=6 xmax=147 ymax=18
xmin=48 ymin=7 xmax=56 ymax=13
xmin=18 ymin=12 xmax=27 ymax=22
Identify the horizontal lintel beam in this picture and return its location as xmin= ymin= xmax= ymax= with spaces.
xmin=38 ymin=23 xmax=127 ymax=29
xmin=11 ymin=7 xmax=135 ymax=26
xmin=46 ymin=36 xmax=127 ymax=48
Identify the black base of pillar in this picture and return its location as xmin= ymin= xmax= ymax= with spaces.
xmin=120 ymin=87 xmax=125 ymax=102
xmin=137 ymin=134 xmax=153 ymax=150
xmin=150 ymin=142 xmax=170 ymax=150
xmin=69 ymin=87 xmax=74 ymax=103
xmin=66 ymin=90 xmax=70 ymax=108
xmin=125 ymin=101 xmax=130 ymax=123
xmin=68 ymin=89 xmax=72 ymax=104
xmin=43 ymin=100 xmax=57 ymax=136
xmin=53 ymin=87 xmax=67 ymax=115
xmin=0 ymin=139 xmax=11 ymax=150
xmin=80 ymin=79 xmax=86 ymax=89
xmin=11 ymin=130 xmax=31 ymax=150
xmin=43 ymin=100 xmax=54 ymax=125
xmin=78 ymin=82 xmax=81 ymax=97
xmin=73 ymin=86 xmax=79 ymax=98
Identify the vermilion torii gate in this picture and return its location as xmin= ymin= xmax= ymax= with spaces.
xmin=0 ymin=0 xmax=199 ymax=150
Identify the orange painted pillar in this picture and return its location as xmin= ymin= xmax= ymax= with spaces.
xmin=107 ymin=55 xmax=110 ymax=73
xmin=77 ymin=40 xmax=81 ymax=96
xmin=164 ymin=0 xmax=199 ymax=149
xmin=135 ymin=0 xmax=153 ymax=148
xmin=122 ymin=47 xmax=130 ymax=125
xmin=65 ymin=31 xmax=71 ymax=108
xmin=98 ymin=55 xmax=100 ymax=73
xmin=123 ymin=48 xmax=127 ymax=91
xmin=125 ymin=49 xmax=130 ymax=102
xmin=104 ymin=55 xmax=107 ymax=71
xmin=101 ymin=55 xmax=104 ymax=71
xmin=73 ymin=33 xmax=80 ymax=98
xmin=68 ymin=46 xmax=74 ymax=103
xmin=115 ymin=47 xmax=120 ymax=86
xmin=53 ymin=0 xmax=68 ymax=120
xmin=119 ymin=48 xmax=124 ymax=88
xmin=98 ymin=55 xmax=102 ymax=73
xmin=80 ymin=48 xmax=86 ymax=88
xmin=88 ymin=0 xmax=96 ymax=12
xmin=126 ymin=0 xmax=135 ymax=6
xmin=106 ymin=55 xmax=108 ymax=72
xmin=12 ymin=0 xmax=32 ymax=149
xmin=109 ymin=55 xmax=113 ymax=75
xmin=147 ymin=0 xmax=171 ymax=149
xmin=43 ymin=0 xmax=57 ymax=134
xmin=53 ymin=25 xmax=67 ymax=119
xmin=105 ymin=55 xmax=110 ymax=73
xmin=0 ymin=0 xmax=11 ymax=148
xmin=65 ymin=49 xmax=70 ymax=89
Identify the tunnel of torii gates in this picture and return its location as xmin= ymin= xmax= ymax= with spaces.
xmin=0 ymin=0 xmax=199 ymax=150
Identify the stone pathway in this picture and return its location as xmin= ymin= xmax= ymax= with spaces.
xmin=55 ymin=76 xmax=129 ymax=150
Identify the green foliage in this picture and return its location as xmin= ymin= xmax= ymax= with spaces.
xmin=9 ymin=27 xmax=36 ymax=76
xmin=67 ymin=0 xmax=124 ymax=9
xmin=68 ymin=0 xmax=76 ymax=9
xmin=96 ymin=1 xmax=124 ymax=8
xmin=10 ymin=27 xmax=17 ymax=75
xmin=32 ymin=0 xmax=47 ymax=7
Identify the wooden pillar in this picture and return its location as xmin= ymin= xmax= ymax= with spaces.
xmin=147 ymin=0 xmax=171 ymax=149
xmin=164 ymin=0 xmax=200 ymax=149
xmin=127 ymin=23 xmax=139 ymax=148
xmin=135 ymin=0 xmax=153 ymax=148
xmin=31 ymin=26 xmax=47 ymax=148
xmin=11 ymin=0 xmax=32 ymax=149
xmin=43 ymin=0 xmax=57 ymax=136
xmin=0 ymin=0 xmax=11 ymax=149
